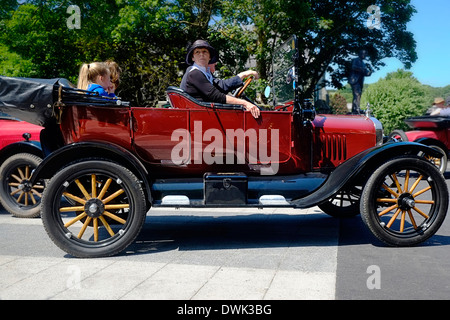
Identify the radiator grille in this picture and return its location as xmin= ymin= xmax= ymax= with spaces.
xmin=321 ymin=134 xmax=347 ymax=161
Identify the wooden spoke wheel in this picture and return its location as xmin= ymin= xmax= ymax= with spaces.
xmin=319 ymin=186 xmax=362 ymax=218
xmin=361 ymin=156 xmax=448 ymax=246
xmin=0 ymin=153 xmax=44 ymax=218
xmin=418 ymin=145 xmax=447 ymax=174
xmin=41 ymin=160 xmax=147 ymax=258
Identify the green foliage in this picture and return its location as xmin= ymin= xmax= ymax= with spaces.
xmin=424 ymin=85 xmax=450 ymax=102
xmin=361 ymin=69 xmax=430 ymax=134
xmin=110 ymin=0 xmax=223 ymax=105
xmin=2 ymin=2 xmax=76 ymax=80
xmin=332 ymin=84 xmax=354 ymax=104
xmin=0 ymin=43 xmax=35 ymax=77
xmin=329 ymin=93 xmax=349 ymax=115
xmin=209 ymin=0 xmax=419 ymax=102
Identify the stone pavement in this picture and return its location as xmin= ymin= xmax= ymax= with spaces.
xmin=0 ymin=207 xmax=338 ymax=300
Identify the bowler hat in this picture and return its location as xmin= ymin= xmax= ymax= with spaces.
xmin=185 ymin=40 xmax=218 ymax=65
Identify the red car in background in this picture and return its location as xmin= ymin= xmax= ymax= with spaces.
xmin=388 ymin=116 xmax=450 ymax=173
xmin=0 ymin=113 xmax=44 ymax=217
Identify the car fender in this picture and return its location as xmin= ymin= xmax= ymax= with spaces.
xmin=291 ymin=142 xmax=443 ymax=208
xmin=404 ymin=130 xmax=440 ymax=142
xmin=31 ymin=142 xmax=152 ymax=203
xmin=412 ymin=137 xmax=448 ymax=155
xmin=0 ymin=141 xmax=43 ymax=164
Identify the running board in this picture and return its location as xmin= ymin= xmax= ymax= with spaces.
xmin=158 ymin=195 xmax=291 ymax=207
xmin=161 ymin=195 xmax=190 ymax=206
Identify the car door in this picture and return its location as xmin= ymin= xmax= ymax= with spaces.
xmin=244 ymin=111 xmax=292 ymax=175
xmin=131 ymin=107 xmax=190 ymax=164
xmin=188 ymin=107 xmax=292 ymax=175
xmin=188 ymin=108 xmax=244 ymax=167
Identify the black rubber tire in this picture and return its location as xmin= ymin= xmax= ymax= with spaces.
xmin=360 ymin=156 xmax=448 ymax=246
xmin=318 ymin=187 xmax=361 ymax=218
xmin=387 ymin=130 xmax=409 ymax=142
xmin=41 ymin=160 xmax=147 ymax=258
xmin=0 ymin=153 xmax=44 ymax=218
xmin=418 ymin=144 xmax=447 ymax=174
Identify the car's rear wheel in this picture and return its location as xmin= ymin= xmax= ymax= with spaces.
xmin=318 ymin=186 xmax=361 ymax=218
xmin=360 ymin=156 xmax=448 ymax=246
xmin=418 ymin=145 xmax=447 ymax=173
xmin=0 ymin=153 xmax=44 ymax=218
xmin=41 ymin=160 xmax=147 ymax=258
xmin=387 ymin=130 xmax=408 ymax=142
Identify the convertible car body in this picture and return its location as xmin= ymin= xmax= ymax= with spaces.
xmin=0 ymin=36 xmax=447 ymax=257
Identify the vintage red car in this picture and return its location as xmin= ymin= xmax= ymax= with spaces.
xmin=388 ymin=116 xmax=450 ymax=173
xmin=0 ymin=113 xmax=44 ymax=217
xmin=0 ymin=36 xmax=447 ymax=258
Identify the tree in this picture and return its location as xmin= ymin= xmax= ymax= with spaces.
xmin=111 ymin=0 xmax=222 ymax=106
xmin=361 ymin=69 xmax=429 ymax=133
xmin=0 ymin=0 xmax=223 ymax=106
xmin=212 ymin=0 xmax=418 ymax=101
xmin=0 ymin=0 xmax=120 ymax=82
xmin=0 ymin=0 xmax=419 ymax=108
xmin=0 ymin=43 xmax=35 ymax=77
xmin=210 ymin=0 xmax=307 ymax=79
xmin=0 ymin=0 xmax=16 ymax=18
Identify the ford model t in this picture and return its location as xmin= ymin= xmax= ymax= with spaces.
xmin=0 ymin=36 xmax=448 ymax=258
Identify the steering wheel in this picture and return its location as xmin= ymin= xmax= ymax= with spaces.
xmin=235 ymin=76 xmax=253 ymax=98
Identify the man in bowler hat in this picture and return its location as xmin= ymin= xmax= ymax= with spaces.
xmin=180 ymin=39 xmax=260 ymax=118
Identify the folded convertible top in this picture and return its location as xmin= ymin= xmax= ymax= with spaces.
xmin=0 ymin=76 xmax=61 ymax=126
xmin=0 ymin=76 xmax=128 ymax=127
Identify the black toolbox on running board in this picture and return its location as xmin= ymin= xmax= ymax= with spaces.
xmin=204 ymin=172 xmax=247 ymax=205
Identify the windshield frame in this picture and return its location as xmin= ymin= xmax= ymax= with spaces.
xmin=271 ymin=35 xmax=299 ymax=107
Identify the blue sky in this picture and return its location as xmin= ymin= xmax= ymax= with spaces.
xmin=366 ymin=0 xmax=450 ymax=87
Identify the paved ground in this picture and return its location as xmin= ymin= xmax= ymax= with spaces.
xmin=0 ymin=206 xmax=338 ymax=300
xmin=1 ymin=204 xmax=450 ymax=302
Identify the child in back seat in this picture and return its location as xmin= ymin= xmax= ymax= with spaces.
xmin=77 ymin=62 xmax=117 ymax=98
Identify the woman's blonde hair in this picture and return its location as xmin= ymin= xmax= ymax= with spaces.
xmin=77 ymin=62 xmax=110 ymax=90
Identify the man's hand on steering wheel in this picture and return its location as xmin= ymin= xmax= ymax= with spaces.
xmin=234 ymin=70 xmax=259 ymax=98
xmin=235 ymin=76 xmax=254 ymax=98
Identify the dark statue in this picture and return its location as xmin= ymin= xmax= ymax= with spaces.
xmin=348 ymin=49 xmax=372 ymax=114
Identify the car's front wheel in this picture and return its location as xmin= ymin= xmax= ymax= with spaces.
xmin=41 ymin=160 xmax=147 ymax=258
xmin=360 ymin=156 xmax=448 ymax=246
